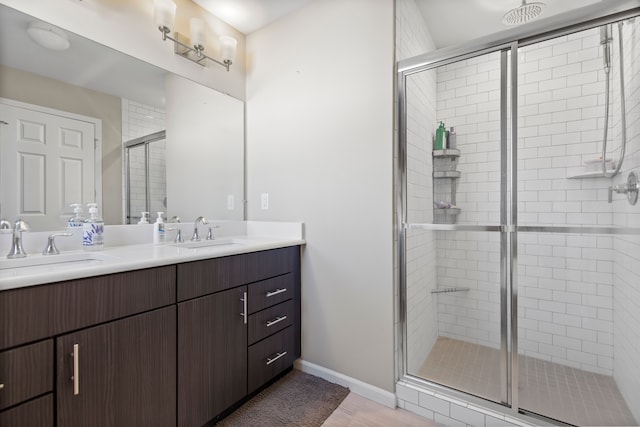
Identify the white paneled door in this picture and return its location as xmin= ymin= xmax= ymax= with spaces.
xmin=0 ymin=100 xmax=99 ymax=230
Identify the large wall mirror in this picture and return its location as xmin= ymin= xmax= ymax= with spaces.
xmin=0 ymin=4 xmax=244 ymax=230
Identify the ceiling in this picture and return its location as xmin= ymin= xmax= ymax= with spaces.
xmin=0 ymin=0 xmax=618 ymax=108
xmin=416 ymin=0 xmax=604 ymax=48
xmin=192 ymin=0 xmax=314 ymax=34
xmin=192 ymin=0 xmax=607 ymax=47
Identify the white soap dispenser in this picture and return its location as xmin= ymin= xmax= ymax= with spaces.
xmin=138 ymin=212 xmax=150 ymax=224
xmin=67 ymin=203 xmax=85 ymax=228
xmin=83 ymin=203 xmax=104 ymax=251
xmin=153 ymin=212 xmax=165 ymax=244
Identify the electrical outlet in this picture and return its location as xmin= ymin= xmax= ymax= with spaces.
xmin=261 ymin=193 xmax=269 ymax=210
xmin=227 ymin=195 xmax=234 ymax=210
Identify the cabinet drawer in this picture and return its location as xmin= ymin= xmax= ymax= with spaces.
xmin=248 ymin=300 xmax=294 ymax=345
xmin=0 ymin=340 xmax=53 ymax=410
xmin=0 ymin=266 xmax=176 ymax=349
xmin=177 ymin=247 xmax=298 ymax=301
xmin=0 ymin=394 xmax=53 ymax=427
xmin=248 ymin=327 xmax=294 ymax=394
xmin=247 ymin=274 xmax=293 ymax=314
xmin=245 ymin=247 xmax=298 ymax=284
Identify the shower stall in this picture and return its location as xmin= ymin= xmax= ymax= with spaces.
xmin=124 ymin=131 xmax=167 ymax=224
xmin=398 ymin=3 xmax=640 ymax=426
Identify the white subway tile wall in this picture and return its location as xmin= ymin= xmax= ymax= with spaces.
xmin=397 ymin=0 xmax=440 ymax=377
xmin=121 ymin=99 xmax=166 ymax=222
xmin=612 ymin=19 xmax=640 ymax=423
xmin=397 ymin=0 xmax=640 ymax=423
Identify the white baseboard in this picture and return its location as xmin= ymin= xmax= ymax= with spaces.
xmin=294 ymin=359 xmax=397 ymax=409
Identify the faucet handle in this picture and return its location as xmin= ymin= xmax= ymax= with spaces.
xmin=43 ymin=232 xmax=73 ymax=255
xmin=608 ymin=172 xmax=640 ymax=205
xmin=0 ymin=218 xmax=11 ymax=233
xmin=205 ymin=226 xmax=221 ymax=240
xmin=14 ymin=219 xmax=30 ymax=232
xmin=166 ymin=227 xmax=183 ymax=243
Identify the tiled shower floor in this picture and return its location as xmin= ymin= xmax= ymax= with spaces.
xmin=417 ymin=337 xmax=637 ymax=426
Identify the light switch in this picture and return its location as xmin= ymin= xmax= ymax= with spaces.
xmin=261 ymin=193 xmax=269 ymax=210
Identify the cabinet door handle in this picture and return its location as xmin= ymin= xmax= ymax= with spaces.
xmin=71 ymin=344 xmax=80 ymax=396
xmin=266 ymin=288 xmax=287 ymax=298
xmin=240 ymin=292 xmax=248 ymax=324
xmin=266 ymin=351 xmax=287 ymax=366
xmin=266 ymin=315 xmax=287 ymax=327
xmin=0 ymin=383 xmax=4 ymax=390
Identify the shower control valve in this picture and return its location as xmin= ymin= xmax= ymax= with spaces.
xmin=608 ymin=171 xmax=639 ymax=205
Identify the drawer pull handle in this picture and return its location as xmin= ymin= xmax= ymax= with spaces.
xmin=266 ymin=288 xmax=287 ymax=298
xmin=240 ymin=292 xmax=248 ymax=325
xmin=266 ymin=315 xmax=287 ymax=327
xmin=71 ymin=344 xmax=80 ymax=396
xmin=266 ymin=351 xmax=287 ymax=366
xmin=0 ymin=383 xmax=4 ymax=390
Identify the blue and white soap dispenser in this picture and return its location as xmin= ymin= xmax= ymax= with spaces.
xmin=67 ymin=204 xmax=85 ymax=228
xmin=83 ymin=203 xmax=104 ymax=251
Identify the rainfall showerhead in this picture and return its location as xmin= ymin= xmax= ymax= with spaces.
xmin=502 ymin=0 xmax=546 ymax=26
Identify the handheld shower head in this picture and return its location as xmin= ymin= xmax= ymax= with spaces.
xmin=600 ymin=24 xmax=612 ymax=73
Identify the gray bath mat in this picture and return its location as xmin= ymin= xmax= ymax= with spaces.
xmin=216 ymin=370 xmax=350 ymax=427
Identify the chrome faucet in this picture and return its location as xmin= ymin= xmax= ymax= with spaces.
xmin=42 ymin=232 xmax=73 ymax=255
xmin=191 ymin=216 xmax=209 ymax=241
xmin=7 ymin=219 xmax=31 ymax=259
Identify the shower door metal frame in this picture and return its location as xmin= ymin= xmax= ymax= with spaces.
xmin=124 ymin=130 xmax=166 ymax=224
xmin=398 ymin=42 xmax=515 ymax=408
xmin=396 ymin=0 xmax=640 ymax=419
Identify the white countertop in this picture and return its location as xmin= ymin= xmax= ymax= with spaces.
xmin=0 ymin=221 xmax=305 ymax=291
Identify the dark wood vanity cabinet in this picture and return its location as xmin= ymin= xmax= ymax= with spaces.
xmin=56 ymin=307 xmax=176 ymax=427
xmin=0 ymin=245 xmax=301 ymax=427
xmin=177 ymin=246 xmax=301 ymax=426
xmin=177 ymin=286 xmax=248 ymax=427
xmin=0 ymin=266 xmax=176 ymax=427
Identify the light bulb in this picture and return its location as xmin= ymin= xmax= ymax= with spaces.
xmin=154 ymin=0 xmax=176 ymax=31
xmin=190 ymin=18 xmax=206 ymax=50
xmin=219 ymin=35 xmax=237 ymax=64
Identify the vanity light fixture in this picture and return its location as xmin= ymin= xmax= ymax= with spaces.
xmin=154 ymin=0 xmax=236 ymax=71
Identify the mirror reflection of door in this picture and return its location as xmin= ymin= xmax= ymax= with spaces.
xmin=0 ymin=99 xmax=99 ymax=229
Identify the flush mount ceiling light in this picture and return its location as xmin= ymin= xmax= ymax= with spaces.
xmin=502 ymin=0 xmax=546 ymax=26
xmin=26 ymin=21 xmax=70 ymax=51
xmin=154 ymin=0 xmax=236 ymax=71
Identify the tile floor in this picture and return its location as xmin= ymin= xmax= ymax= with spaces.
xmin=417 ymin=337 xmax=637 ymax=426
xmin=322 ymin=393 xmax=435 ymax=427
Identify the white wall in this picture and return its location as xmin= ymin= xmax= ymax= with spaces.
xmin=245 ymin=0 xmax=395 ymax=391
xmin=165 ymin=74 xmax=244 ymax=222
xmin=2 ymin=0 xmax=245 ymax=100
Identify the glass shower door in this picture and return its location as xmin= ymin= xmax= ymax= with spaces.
xmin=125 ymin=130 xmax=167 ymax=224
xmin=514 ymin=21 xmax=640 ymax=426
xmin=402 ymin=47 xmax=511 ymax=405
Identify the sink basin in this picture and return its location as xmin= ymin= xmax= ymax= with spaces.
xmin=169 ymin=238 xmax=246 ymax=250
xmin=0 ymin=252 xmax=118 ymax=271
